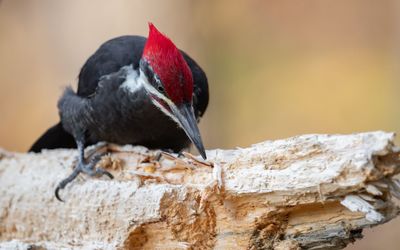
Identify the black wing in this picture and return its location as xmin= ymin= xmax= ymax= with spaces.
xmin=29 ymin=122 xmax=76 ymax=152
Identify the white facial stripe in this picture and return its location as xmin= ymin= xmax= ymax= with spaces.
xmin=138 ymin=69 xmax=174 ymax=106
xmin=137 ymin=69 xmax=183 ymax=128
xmin=120 ymin=65 xmax=143 ymax=93
xmin=119 ymin=66 xmax=179 ymax=125
xmin=120 ymin=66 xmax=176 ymax=113
xmin=150 ymin=99 xmax=180 ymax=124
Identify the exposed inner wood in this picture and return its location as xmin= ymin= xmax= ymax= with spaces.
xmin=0 ymin=131 xmax=399 ymax=249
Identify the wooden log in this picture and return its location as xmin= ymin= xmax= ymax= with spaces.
xmin=0 ymin=131 xmax=399 ymax=249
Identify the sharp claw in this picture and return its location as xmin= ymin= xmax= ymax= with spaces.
xmin=54 ymin=164 xmax=82 ymax=202
xmin=55 ymin=186 xmax=64 ymax=202
xmin=54 ymin=144 xmax=113 ymax=202
xmin=96 ymin=168 xmax=114 ymax=179
xmin=105 ymin=171 xmax=114 ymax=179
xmin=155 ymin=152 xmax=163 ymax=161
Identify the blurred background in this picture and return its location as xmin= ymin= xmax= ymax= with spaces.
xmin=0 ymin=0 xmax=399 ymax=248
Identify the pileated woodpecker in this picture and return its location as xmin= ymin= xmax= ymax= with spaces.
xmin=30 ymin=23 xmax=209 ymax=201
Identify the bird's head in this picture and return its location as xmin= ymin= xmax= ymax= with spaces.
xmin=138 ymin=23 xmax=206 ymax=159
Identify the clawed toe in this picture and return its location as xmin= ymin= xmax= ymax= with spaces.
xmin=55 ymin=166 xmax=81 ymax=202
xmin=55 ymin=152 xmax=113 ymax=202
xmin=55 ymin=186 xmax=64 ymax=202
xmin=94 ymin=167 xmax=114 ymax=179
xmin=89 ymin=152 xmax=106 ymax=164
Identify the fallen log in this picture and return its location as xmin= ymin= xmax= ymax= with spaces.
xmin=0 ymin=131 xmax=399 ymax=249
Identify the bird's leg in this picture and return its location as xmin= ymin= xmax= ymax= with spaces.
xmin=55 ymin=139 xmax=113 ymax=202
xmin=84 ymin=141 xmax=109 ymax=160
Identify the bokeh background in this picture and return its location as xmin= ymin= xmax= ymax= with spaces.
xmin=0 ymin=0 xmax=399 ymax=248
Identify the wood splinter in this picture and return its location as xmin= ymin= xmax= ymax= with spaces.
xmin=0 ymin=131 xmax=399 ymax=249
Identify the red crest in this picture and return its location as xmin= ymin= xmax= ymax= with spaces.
xmin=142 ymin=23 xmax=194 ymax=104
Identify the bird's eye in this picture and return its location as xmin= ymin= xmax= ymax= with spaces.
xmin=158 ymin=86 xmax=165 ymax=93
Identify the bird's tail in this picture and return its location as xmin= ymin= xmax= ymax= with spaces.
xmin=29 ymin=122 xmax=76 ymax=152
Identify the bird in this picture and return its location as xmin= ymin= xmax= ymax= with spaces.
xmin=29 ymin=23 xmax=209 ymax=201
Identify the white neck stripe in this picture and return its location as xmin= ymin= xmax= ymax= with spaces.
xmin=120 ymin=66 xmax=182 ymax=127
xmin=138 ymin=69 xmax=183 ymax=127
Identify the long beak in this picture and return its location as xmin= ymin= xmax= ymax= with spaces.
xmin=172 ymin=103 xmax=207 ymax=159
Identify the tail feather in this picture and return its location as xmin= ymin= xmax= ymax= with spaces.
xmin=29 ymin=122 xmax=76 ymax=152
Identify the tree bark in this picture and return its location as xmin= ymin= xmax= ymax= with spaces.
xmin=0 ymin=131 xmax=399 ymax=250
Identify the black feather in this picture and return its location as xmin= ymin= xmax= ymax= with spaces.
xmin=29 ymin=35 xmax=209 ymax=153
xmin=29 ymin=122 xmax=76 ymax=152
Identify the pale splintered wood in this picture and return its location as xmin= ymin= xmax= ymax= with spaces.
xmin=0 ymin=131 xmax=399 ymax=249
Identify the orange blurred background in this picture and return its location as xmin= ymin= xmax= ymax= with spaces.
xmin=0 ymin=1 xmax=399 ymax=248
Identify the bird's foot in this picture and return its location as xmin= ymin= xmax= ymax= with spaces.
xmin=55 ymin=154 xmax=113 ymax=202
xmin=85 ymin=141 xmax=109 ymax=159
xmin=81 ymin=153 xmax=114 ymax=178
